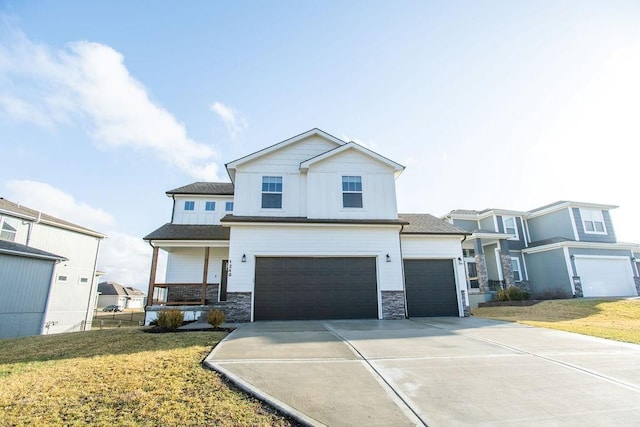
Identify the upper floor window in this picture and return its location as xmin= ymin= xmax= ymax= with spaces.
xmin=581 ymin=209 xmax=606 ymax=234
xmin=0 ymin=218 xmax=17 ymax=242
xmin=262 ymin=176 xmax=282 ymax=209
xmin=502 ymin=216 xmax=519 ymax=240
xmin=184 ymin=201 xmax=195 ymax=211
xmin=205 ymin=201 xmax=216 ymax=211
xmin=342 ymin=176 xmax=363 ymax=208
xmin=225 ymin=202 xmax=234 ymax=211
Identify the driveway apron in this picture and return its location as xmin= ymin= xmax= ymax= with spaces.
xmin=205 ymin=318 xmax=640 ymax=427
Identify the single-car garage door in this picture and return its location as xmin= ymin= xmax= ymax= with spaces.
xmin=574 ymin=257 xmax=636 ymax=297
xmin=404 ymin=259 xmax=459 ymax=317
xmin=254 ymin=257 xmax=378 ymax=321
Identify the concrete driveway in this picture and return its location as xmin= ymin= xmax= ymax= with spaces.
xmin=205 ymin=318 xmax=640 ymax=426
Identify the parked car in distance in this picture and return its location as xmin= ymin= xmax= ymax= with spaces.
xmin=103 ymin=304 xmax=123 ymax=312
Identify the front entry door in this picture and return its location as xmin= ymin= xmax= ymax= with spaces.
xmin=220 ymin=260 xmax=228 ymax=301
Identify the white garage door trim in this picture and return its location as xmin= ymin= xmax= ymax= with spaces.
xmin=574 ymin=255 xmax=636 ymax=297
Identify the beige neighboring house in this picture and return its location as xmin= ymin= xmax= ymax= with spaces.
xmin=0 ymin=197 xmax=105 ymax=337
xmin=97 ymin=281 xmax=146 ymax=309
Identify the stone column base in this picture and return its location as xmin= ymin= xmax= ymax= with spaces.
xmin=381 ymin=291 xmax=406 ymax=319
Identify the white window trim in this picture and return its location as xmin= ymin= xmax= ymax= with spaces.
xmin=502 ymin=216 xmax=519 ymax=241
xmin=342 ymin=175 xmax=363 ymax=209
xmin=510 ymin=256 xmax=522 ymax=282
xmin=205 ymin=201 xmax=216 ymax=211
xmin=0 ymin=217 xmax=18 ymax=242
xmin=580 ymin=208 xmax=607 ymax=235
xmin=261 ymin=176 xmax=283 ymax=209
xmin=225 ymin=201 xmax=234 ymax=212
xmin=184 ymin=200 xmax=196 ymax=211
xmin=57 ymin=275 xmax=68 ymax=283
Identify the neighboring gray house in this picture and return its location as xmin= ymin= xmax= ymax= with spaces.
xmin=97 ymin=281 xmax=146 ymax=309
xmin=0 ymin=198 xmax=105 ymax=335
xmin=443 ymin=201 xmax=640 ymax=307
xmin=0 ymin=240 xmax=66 ymax=338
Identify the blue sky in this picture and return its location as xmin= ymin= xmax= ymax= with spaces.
xmin=1 ymin=1 xmax=639 ymax=289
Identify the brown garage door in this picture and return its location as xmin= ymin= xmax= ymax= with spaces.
xmin=404 ymin=259 xmax=459 ymax=317
xmin=254 ymin=257 xmax=378 ymax=320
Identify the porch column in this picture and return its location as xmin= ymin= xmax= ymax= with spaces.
xmin=147 ymin=246 xmax=159 ymax=307
xmin=499 ymin=239 xmax=514 ymax=288
xmin=201 ymin=247 xmax=210 ymax=305
xmin=474 ymin=239 xmax=489 ymax=293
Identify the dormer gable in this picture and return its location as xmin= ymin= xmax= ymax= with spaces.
xmin=300 ymin=142 xmax=405 ymax=178
xmin=225 ymin=128 xmax=345 ymax=182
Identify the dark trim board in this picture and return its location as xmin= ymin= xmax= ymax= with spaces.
xmin=254 ymin=257 xmax=378 ymax=321
xmin=404 ymin=259 xmax=459 ymax=317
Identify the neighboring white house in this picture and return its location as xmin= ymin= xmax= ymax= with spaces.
xmin=97 ymin=281 xmax=146 ymax=309
xmin=144 ymin=129 xmax=469 ymax=323
xmin=0 ymin=198 xmax=105 ymax=336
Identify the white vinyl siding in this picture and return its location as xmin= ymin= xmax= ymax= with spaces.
xmin=172 ymin=196 xmax=234 ymax=225
xmin=165 ymin=247 xmax=228 ymax=284
xmin=227 ymin=225 xmax=404 ymax=297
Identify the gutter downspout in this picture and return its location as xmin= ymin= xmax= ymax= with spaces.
xmin=170 ymin=195 xmax=176 ymax=223
xmin=398 ymin=224 xmax=409 ymax=319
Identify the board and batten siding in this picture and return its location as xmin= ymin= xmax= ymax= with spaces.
xmin=233 ymin=172 xmax=306 ymax=217
xmin=306 ymin=149 xmax=398 ymax=220
xmin=227 ymin=225 xmax=404 ymax=295
xmin=0 ymin=253 xmax=55 ymax=338
xmin=165 ymin=247 xmax=228 ymax=283
xmin=28 ymin=223 xmax=101 ymax=333
xmin=172 ymin=195 xmax=234 ymax=225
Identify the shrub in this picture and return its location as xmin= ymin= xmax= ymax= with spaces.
xmin=206 ymin=310 xmax=226 ymax=328
xmin=533 ymin=288 xmax=572 ymax=300
xmin=497 ymin=286 xmax=530 ymax=301
xmin=156 ymin=309 xmax=184 ymax=329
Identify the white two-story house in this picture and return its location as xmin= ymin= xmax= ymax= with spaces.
xmin=144 ymin=129 xmax=469 ymax=323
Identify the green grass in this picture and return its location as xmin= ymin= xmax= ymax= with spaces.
xmin=0 ymin=329 xmax=294 ymax=426
xmin=473 ymin=298 xmax=640 ymax=344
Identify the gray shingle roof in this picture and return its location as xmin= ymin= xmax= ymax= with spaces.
xmin=399 ymin=214 xmax=470 ymax=235
xmin=143 ymin=224 xmax=230 ymax=241
xmin=166 ymin=182 xmax=234 ymax=195
xmin=0 ymin=198 xmax=105 ymax=238
xmin=220 ymin=215 xmax=409 ymax=226
xmin=0 ymin=239 xmax=66 ymax=261
xmin=98 ymin=281 xmax=146 ymax=296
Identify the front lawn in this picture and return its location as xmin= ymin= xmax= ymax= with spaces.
xmin=0 ymin=328 xmax=294 ymax=426
xmin=472 ymin=298 xmax=640 ymax=344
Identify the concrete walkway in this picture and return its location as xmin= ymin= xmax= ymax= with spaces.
xmin=205 ymin=318 xmax=640 ymax=426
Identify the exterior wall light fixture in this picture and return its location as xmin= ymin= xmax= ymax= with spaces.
xmin=386 ymin=254 xmax=391 ymax=262
xmin=241 ymin=254 xmax=247 ymax=262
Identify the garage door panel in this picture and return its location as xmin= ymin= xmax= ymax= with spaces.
xmin=575 ymin=257 xmax=636 ymax=297
xmin=404 ymin=259 xmax=458 ymax=317
xmin=254 ymin=257 xmax=378 ymax=321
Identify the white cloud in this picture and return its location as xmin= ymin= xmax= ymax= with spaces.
xmin=210 ymin=101 xmax=247 ymax=140
xmin=0 ymin=24 xmax=220 ymax=180
xmin=5 ymin=180 xmax=115 ymax=230
xmin=4 ymin=180 xmax=157 ymax=290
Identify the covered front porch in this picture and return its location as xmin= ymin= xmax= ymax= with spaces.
xmin=462 ymin=231 xmax=526 ymax=308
